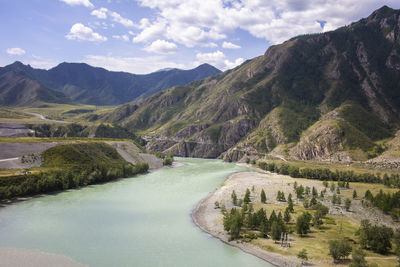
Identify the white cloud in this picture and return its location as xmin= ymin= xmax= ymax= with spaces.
xmin=195 ymin=50 xmax=243 ymax=70
xmin=28 ymin=60 xmax=58 ymax=70
xmin=224 ymin=57 xmax=244 ymax=70
xmin=202 ymin=42 xmax=218 ymax=48
xmin=91 ymin=8 xmax=108 ymax=19
xmin=109 ymin=11 xmax=134 ymax=27
xmin=136 ymin=0 xmax=400 ymax=46
xmin=59 ymin=0 xmax=93 ymax=8
xmin=83 ymin=54 xmax=187 ymax=74
xmin=112 ymin=34 xmax=130 ymax=42
xmin=6 ymin=47 xmax=26 ymax=55
xmin=144 ymin=39 xmax=177 ymax=54
xmin=222 ymin=41 xmax=240 ymax=49
xmin=66 ymin=23 xmax=107 ymax=42
xmin=90 ymin=7 xmax=134 ymax=27
xmin=133 ymin=18 xmax=167 ymax=43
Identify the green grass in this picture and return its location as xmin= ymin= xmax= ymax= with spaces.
xmin=261 ymin=158 xmax=400 ymax=175
xmin=42 ymin=143 xmax=124 ymax=167
xmin=338 ymin=102 xmax=392 ymax=141
xmin=23 ymin=102 xmax=116 ymax=123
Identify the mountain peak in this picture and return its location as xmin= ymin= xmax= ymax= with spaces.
xmin=195 ymin=63 xmax=221 ymax=72
xmin=367 ymin=5 xmax=398 ymax=21
xmin=2 ymin=61 xmax=33 ymax=73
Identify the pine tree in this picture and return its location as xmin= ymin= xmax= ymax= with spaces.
xmin=288 ymin=196 xmax=294 ymax=213
xmin=284 ymin=207 xmax=291 ymax=223
xmin=310 ymin=197 xmax=317 ymax=207
xmin=271 ymin=221 xmax=281 ymax=241
xmin=277 ymin=211 xmax=283 ymax=221
xmin=261 ymin=189 xmax=266 ymax=203
xmin=248 ymin=203 xmax=254 ymax=213
xmin=244 ymin=188 xmax=251 ymax=204
xmin=269 ymin=210 xmax=277 ymax=223
xmin=303 ymin=198 xmax=309 ymax=209
xmin=296 ymin=212 xmax=312 ymax=236
xmin=231 ymin=190 xmax=237 ymax=206
xmin=345 ymin=198 xmax=351 ymax=211
xmin=312 ymin=186 xmax=318 ymax=197
xmin=330 ymin=183 xmax=335 ymax=192
xmin=305 ymin=186 xmax=311 ymax=195
xmin=353 ymin=190 xmax=357 ymax=199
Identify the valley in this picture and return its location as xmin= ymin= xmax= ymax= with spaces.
xmin=1 ymin=4 xmax=400 ymax=267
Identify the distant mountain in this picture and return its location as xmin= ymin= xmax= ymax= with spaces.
xmin=0 ymin=63 xmax=69 ymax=106
xmin=0 ymin=62 xmax=221 ymax=106
xmin=105 ymin=6 xmax=400 ymax=162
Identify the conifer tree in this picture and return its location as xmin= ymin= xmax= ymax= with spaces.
xmin=231 ymin=190 xmax=237 ymax=206
xmin=261 ymin=189 xmax=266 ymax=203
xmin=244 ymin=188 xmax=251 ymax=204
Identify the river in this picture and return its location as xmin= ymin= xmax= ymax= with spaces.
xmin=0 ymin=158 xmax=272 ymax=267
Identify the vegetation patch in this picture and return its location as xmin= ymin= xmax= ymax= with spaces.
xmin=0 ymin=143 xmax=149 ymax=200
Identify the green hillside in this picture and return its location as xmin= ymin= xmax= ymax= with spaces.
xmin=105 ymin=6 xmax=400 ymax=163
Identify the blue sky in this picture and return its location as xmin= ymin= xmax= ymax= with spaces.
xmin=1 ymin=0 xmax=400 ymax=74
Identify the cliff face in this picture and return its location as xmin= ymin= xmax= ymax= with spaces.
xmin=107 ymin=6 xmax=400 ymax=162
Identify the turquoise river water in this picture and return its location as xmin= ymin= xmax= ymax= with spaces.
xmin=0 ymin=158 xmax=272 ymax=267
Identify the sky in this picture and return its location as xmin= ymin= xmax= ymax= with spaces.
xmin=1 ymin=0 xmax=400 ymax=74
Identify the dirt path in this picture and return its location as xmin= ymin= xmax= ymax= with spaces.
xmin=23 ymin=112 xmax=67 ymax=124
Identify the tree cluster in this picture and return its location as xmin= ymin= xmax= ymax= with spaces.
xmin=276 ymin=190 xmax=286 ymax=201
xmin=357 ymin=219 xmax=393 ymax=254
xmin=329 ymin=239 xmax=352 ymax=263
xmin=258 ymin=161 xmax=383 ymax=184
xmin=0 ymin=162 xmax=148 ymax=200
xmin=223 ymin=205 xmax=287 ymax=241
xmin=364 ymin=189 xmax=400 ymax=218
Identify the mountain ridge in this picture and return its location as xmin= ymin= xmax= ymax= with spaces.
xmin=0 ymin=61 xmax=221 ymax=106
xmin=104 ymin=5 xmax=400 ymax=163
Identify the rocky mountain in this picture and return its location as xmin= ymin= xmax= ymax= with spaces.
xmin=106 ymin=6 xmax=400 ymax=162
xmin=0 ymin=65 xmax=70 ymax=106
xmin=0 ymin=62 xmax=221 ymax=106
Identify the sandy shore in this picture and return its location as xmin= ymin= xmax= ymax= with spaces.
xmin=191 ymin=167 xmax=399 ymax=267
xmin=0 ymin=248 xmax=88 ymax=267
xmin=191 ymin=171 xmax=301 ymax=267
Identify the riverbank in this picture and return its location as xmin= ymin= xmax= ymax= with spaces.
xmin=191 ymin=172 xmax=300 ymax=267
xmin=0 ymin=158 xmax=270 ymax=267
xmin=192 ymin=168 xmax=400 ymax=266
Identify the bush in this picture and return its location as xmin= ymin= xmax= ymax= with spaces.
xmin=357 ymin=220 xmax=393 ymax=254
xmin=163 ymin=157 xmax=173 ymax=165
xmin=296 ymin=212 xmax=312 ymax=236
xmin=329 ymin=239 xmax=352 ymax=263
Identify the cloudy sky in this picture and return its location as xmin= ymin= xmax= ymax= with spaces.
xmin=1 ymin=0 xmax=400 ymax=74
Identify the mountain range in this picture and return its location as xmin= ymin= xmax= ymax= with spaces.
xmin=103 ymin=6 xmax=400 ymax=163
xmin=0 ymin=61 xmax=221 ymax=106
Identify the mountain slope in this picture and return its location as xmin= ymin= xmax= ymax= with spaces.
xmin=106 ymin=6 xmax=400 ymax=162
xmin=0 ymin=62 xmax=221 ymax=106
xmin=0 ymin=65 xmax=69 ymax=106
